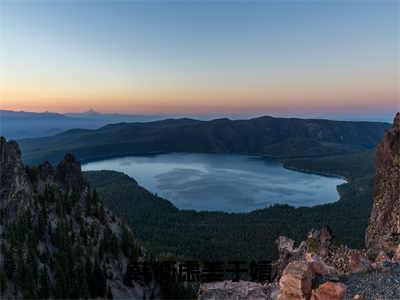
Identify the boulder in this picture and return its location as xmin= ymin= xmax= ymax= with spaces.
xmin=305 ymin=253 xmax=338 ymax=276
xmin=278 ymin=261 xmax=313 ymax=300
xmin=311 ymin=282 xmax=346 ymax=300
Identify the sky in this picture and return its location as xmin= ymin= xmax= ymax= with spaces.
xmin=0 ymin=1 xmax=399 ymax=119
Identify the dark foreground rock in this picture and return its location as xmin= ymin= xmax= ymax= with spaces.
xmin=0 ymin=137 xmax=157 ymax=299
xmin=365 ymin=112 xmax=400 ymax=258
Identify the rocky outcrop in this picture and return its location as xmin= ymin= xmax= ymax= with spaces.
xmin=348 ymin=252 xmax=371 ymax=274
xmin=366 ymin=112 xmax=400 ymax=258
xmin=0 ymin=137 xmax=32 ymax=219
xmin=55 ymin=153 xmax=85 ymax=193
xmin=0 ymin=137 xmax=156 ymax=299
xmin=310 ymin=282 xmax=346 ymax=300
xmin=273 ymin=236 xmax=307 ymax=280
xmin=305 ymin=253 xmax=338 ymax=276
xmin=278 ymin=261 xmax=313 ymax=299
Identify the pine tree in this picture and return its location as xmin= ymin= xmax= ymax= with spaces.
xmin=121 ymin=224 xmax=133 ymax=257
xmin=85 ymin=190 xmax=92 ymax=216
xmin=107 ymin=286 xmax=113 ymax=299
xmin=80 ymin=260 xmax=90 ymax=298
xmin=90 ymin=258 xmax=107 ymax=297
xmin=17 ymin=257 xmax=36 ymax=299
xmin=3 ymin=245 xmax=16 ymax=279
xmin=38 ymin=266 xmax=50 ymax=299
xmin=0 ymin=269 xmax=7 ymax=295
xmin=98 ymin=204 xmax=106 ymax=224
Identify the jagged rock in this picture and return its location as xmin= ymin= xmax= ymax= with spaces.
xmin=273 ymin=236 xmax=307 ymax=280
xmin=278 ymin=261 xmax=313 ymax=300
xmin=319 ymin=227 xmax=333 ymax=246
xmin=348 ymin=252 xmax=371 ymax=274
xmin=307 ymin=226 xmax=333 ymax=248
xmin=198 ymin=280 xmax=275 ymax=300
xmin=305 ymin=253 xmax=338 ymax=276
xmin=0 ymin=137 xmax=155 ymax=298
xmin=366 ymin=112 xmax=400 ymax=258
xmin=0 ymin=137 xmax=32 ymax=219
xmin=38 ymin=160 xmax=54 ymax=181
xmin=37 ymin=160 xmax=55 ymax=194
xmin=306 ymin=226 xmax=333 ymax=257
xmin=311 ymin=282 xmax=346 ymax=300
xmin=277 ymin=236 xmax=295 ymax=253
xmin=55 ymin=153 xmax=85 ymax=193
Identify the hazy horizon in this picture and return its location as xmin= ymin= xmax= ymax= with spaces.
xmin=0 ymin=107 xmax=397 ymax=123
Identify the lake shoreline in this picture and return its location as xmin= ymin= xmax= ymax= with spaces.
xmin=83 ymin=152 xmax=346 ymax=212
xmin=281 ymin=163 xmax=349 ymax=182
xmin=80 ymin=151 xmax=350 ymax=182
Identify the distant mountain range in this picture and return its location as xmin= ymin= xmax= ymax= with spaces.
xmin=65 ymin=109 xmax=164 ymax=122
xmin=0 ymin=109 xmax=164 ymax=139
xmin=1 ymin=109 xmax=395 ymax=140
xmin=19 ymin=115 xmax=390 ymax=165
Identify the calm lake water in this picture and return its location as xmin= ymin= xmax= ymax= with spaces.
xmin=82 ymin=153 xmax=346 ymax=213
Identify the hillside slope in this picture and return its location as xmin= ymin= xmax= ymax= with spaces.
xmin=0 ymin=137 xmax=156 ymax=298
xmin=19 ymin=116 xmax=389 ymax=165
xmin=84 ymin=152 xmax=374 ymax=262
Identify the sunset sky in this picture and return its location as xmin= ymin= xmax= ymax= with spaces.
xmin=0 ymin=1 xmax=399 ymax=117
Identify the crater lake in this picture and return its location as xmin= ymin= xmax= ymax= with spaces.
xmin=82 ymin=153 xmax=346 ymax=213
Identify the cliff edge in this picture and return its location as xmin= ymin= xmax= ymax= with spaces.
xmin=365 ymin=112 xmax=400 ymax=257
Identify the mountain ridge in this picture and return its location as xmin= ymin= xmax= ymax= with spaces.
xmin=19 ymin=115 xmax=390 ymax=165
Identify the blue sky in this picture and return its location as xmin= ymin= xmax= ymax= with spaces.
xmin=0 ymin=1 xmax=399 ymax=119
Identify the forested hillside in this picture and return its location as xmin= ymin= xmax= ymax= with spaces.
xmin=0 ymin=138 xmax=154 ymax=298
xmin=85 ymin=148 xmax=375 ymax=262
xmin=19 ymin=116 xmax=389 ymax=165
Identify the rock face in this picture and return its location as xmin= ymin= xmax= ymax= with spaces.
xmin=0 ymin=137 xmax=32 ymax=219
xmin=278 ymin=261 xmax=313 ymax=299
xmin=366 ymin=112 xmax=400 ymax=257
xmin=273 ymin=236 xmax=307 ymax=280
xmin=305 ymin=253 xmax=338 ymax=276
xmin=348 ymin=252 xmax=371 ymax=274
xmin=55 ymin=153 xmax=85 ymax=193
xmin=0 ymin=137 xmax=156 ymax=299
xmin=311 ymin=282 xmax=346 ymax=300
